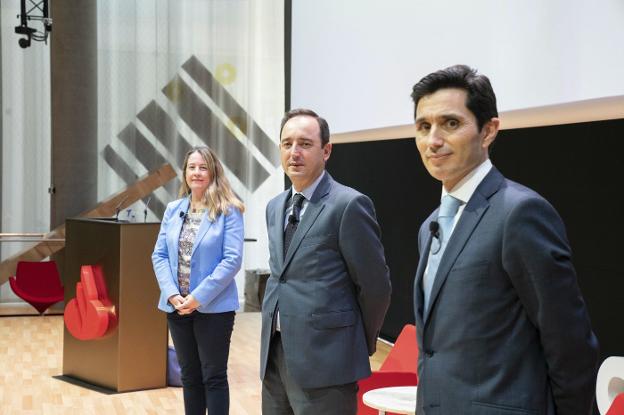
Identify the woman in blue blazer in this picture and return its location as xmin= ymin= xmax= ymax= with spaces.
xmin=152 ymin=146 xmax=244 ymax=415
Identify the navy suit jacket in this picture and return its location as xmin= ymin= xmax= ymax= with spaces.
xmin=260 ymin=172 xmax=391 ymax=388
xmin=414 ymin=167 xmax=599 ymax=415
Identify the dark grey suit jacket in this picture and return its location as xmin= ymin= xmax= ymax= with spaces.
xmin=260 ymin=172 xmax=391 ymax=389
xmin=414 ymin=167 xmax=599 ymax=415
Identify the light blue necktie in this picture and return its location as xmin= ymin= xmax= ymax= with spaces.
xmin=423 ymin=195 xmax=462 ymax=312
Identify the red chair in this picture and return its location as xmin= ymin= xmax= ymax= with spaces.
xmin=607 ymin=393 xmax=624 ymax=415
xmin=378 ymin=324 xmax=418 ymax=373
xmin=357 ymin=324 xmax=419 ymax=415
xmin=9 ymin=261 xmax=64 ymax=314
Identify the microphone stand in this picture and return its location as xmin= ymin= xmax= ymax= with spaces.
xmin=113 ymin=196 xmax=128 ymax=222
xmin=144 ymin=196 xmax=152 ymax=223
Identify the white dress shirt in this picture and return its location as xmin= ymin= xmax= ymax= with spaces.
xmin=442 ymin=158 xmax=493 ymax=233
xmin=283 ymin=170 xmax=326 ymax=230
xmin=423 ymin=159 xmax=493 ymax=285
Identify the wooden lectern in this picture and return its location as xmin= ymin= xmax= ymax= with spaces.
xmin=62 ymin=218 xmax=167 ymax=392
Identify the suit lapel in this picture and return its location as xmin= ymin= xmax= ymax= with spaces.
xmin=191 ymin=211 xmax=214 ymax=257
xmin=424 ymin=167 xmax=504 ymax=324
xmin=281 ymin=172 xmax=332 ymax=273
xmin=169 ymin=198 xmax=190 ymax=273
xmin=273 ymin=190 xmax=290 ymax=272
xmin=174 ymin=198 xmax=190 ymax=231
xmin=414 ymin=225 xmax=434 ymax=327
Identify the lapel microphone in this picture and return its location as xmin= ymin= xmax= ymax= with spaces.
xmin=429 ymin=221 xmax=441 ymax=254
xmin=179 ymin=210 xmax=187 ymax=219
xmin=429 ymin=221 xmax=440 ymax=238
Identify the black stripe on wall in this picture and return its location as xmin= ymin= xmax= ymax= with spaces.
xmin=137 ymin=100 xmax=190 ymax=169
xmin=162 ymin=75 xmax=270 ymax=191
xmin=101 ymin=145 xmax=167 ymax=218
xmin=182 ymin=56 xmax=280 ymax=166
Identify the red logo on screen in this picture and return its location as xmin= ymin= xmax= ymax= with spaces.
xmin=64 ymin=265 xmax=117 ymax=340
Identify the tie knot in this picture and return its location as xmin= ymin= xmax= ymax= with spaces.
xmin=292 ymin=193 xmax=305 ymax=209
xmin=438 ymin=195 xmax=462 ymax=218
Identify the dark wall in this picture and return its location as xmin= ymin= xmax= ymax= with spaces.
xmin=492 ymin=118 xmax=624 ymax=362
xmin=327 ymin=138 xmax=432 ymax=339
xmin=328 ymin=118 xmax=624 ymax=363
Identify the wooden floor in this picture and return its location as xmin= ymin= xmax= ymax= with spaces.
xmin=0 ymin=312 xmax=390 ymax=414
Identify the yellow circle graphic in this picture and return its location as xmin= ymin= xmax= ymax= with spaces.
xmin=215 ymin=63 xmax=237 ymax=85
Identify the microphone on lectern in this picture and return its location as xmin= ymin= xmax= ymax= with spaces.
xmin=114 ymin=196 xmax=129 ymax=221
xmin=144 ymin=197 xmax=152 ymax=223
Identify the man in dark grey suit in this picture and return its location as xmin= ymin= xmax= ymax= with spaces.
xmin=411 ymin=65 xmax=599 ymax=415
xmin=260 ymin=108 xmax=391 ymax=415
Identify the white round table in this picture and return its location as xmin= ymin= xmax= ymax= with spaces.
xmin=362 ymin=386 xmax=417 ymax=414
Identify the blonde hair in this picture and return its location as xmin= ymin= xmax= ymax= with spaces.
xmin=179 ymin=146 xmax=245 ymax=220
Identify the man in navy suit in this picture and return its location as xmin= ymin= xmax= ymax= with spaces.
xmin=260 ymin=108 xmax=391 ymax=415
xmin=411 ymin=65 xmax=599 ymax=415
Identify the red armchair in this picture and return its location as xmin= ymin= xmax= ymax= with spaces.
xmin=9 ymin=261 xmax=64 ymax=314
xmin=607 ymin=393 xmax=624 ymax=415
xmin=357 ymin=324 xmax=418 ymax=415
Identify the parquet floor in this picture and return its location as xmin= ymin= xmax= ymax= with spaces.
xmin=0 ymin=312 xmax=390 ymax=414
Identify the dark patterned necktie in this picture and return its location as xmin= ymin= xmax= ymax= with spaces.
xmin=283 ymin=193 xmax=305 ymax=258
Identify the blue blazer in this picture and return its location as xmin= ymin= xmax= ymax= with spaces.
xmin=152 ymin=197 xmax=244 ymax=313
